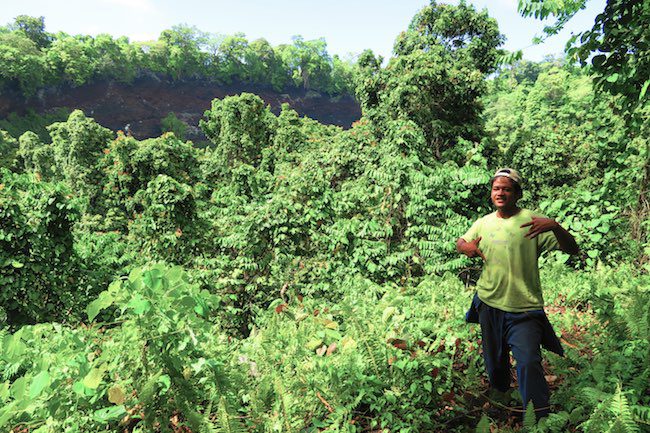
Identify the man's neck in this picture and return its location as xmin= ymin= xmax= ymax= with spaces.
xmin=496 ymin=206 xmax=521 ymax=219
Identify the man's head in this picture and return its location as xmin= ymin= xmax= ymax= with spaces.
xmin=490 ymin=168 xmax=522 ymax=211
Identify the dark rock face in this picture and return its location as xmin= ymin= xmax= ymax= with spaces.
xmin=0 ymin=77 xmax=362 ymax=141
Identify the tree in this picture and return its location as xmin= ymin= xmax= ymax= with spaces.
xmin=216 ymin=32 xmax=249 ymax=83
xmin=17 ymin=131 xmax=53 ymax=177
xmin=281 ymin=36 xmax=333 ymax=91
xmin=12 ymin=15 xmax=51 ymax=48
xmin=518 ymin=0 xmax=650 ymax=109
xmin=89 ymin=34 xmax=139 ymax=82
xmin=245 ymin=38 xmax=288 ymax=90
xmin=394 ymin=0 xmax=504 ymax=74
xmin=330 ymin=54 xmax=356 ymax=95
xmin=161 ymin=112 xmax=189 ymax=140
xmin=358 ymin=1 xmax=503 ymax=161
xmin=158 ymin=24 xmax=208 ymax=79
xmin=47 ymin=110 xmax=113 ymax=204
xmin=45 ymin=34 xmax=94 ymax=86
xmin=0 ymin=130 xmax=18 ymax=170
xmin=0 ymin=32 xmax=47 ymax=94
xmin=200 ymin=93 xmax=276 ymax=177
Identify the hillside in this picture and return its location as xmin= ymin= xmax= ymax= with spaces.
xmin=0 ymin=76 xmax=361 ymax=141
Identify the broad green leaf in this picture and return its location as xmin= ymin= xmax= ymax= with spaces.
xmin=72 ymin=381 xmax=94 ymax=396
xmin=0 ymin=401 xmax=18 ymax=428
xmin=606 ymin=73 xmax=619 ymax=83
xmin=305 ymin=339 xmax=323 ymax=350
xmin=382 ymin=306 xmax=397 ymax=322
xmin=143 ymin=269 xmax=164 ymax=291
xmin=83 ymin=367 xmax=105 ymax=389
xmin=158 ymin=374 xmax=171 ymax=392
xmin=92 ymin=405 xmax=126 ymax=422
xmin=640 ymin=80 xmax=650 ymax=100
xmin=589 ymin=233 xmax=603 ymax=242
xmin=0 ymin=382 xmax=8 ymax=402
xmin=29 ymin=370 xmax=50 ymax=399
xmin=3 ymin=333 xmax=27 ymax=361
xmin=322 ymin=319 xmax=338 ymax=329
xmin=11 ymin=260 xmax=23 ymax=268
xmin=340 ymin=336 xmax=357 ymax=351
xmin=127 ymin=294 xmax=151 ymax=315
xmin=86 ymin=291 xmax=115 ymax=322
xmin=11 ymin=376 xmax=27 ymax=400
xmin=167 ymin=266 xmax=183 ymax=283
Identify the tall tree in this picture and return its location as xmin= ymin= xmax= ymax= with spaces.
xmin=12 ymin=15 xmax=51 ymax=48
xmin=359 ymin=1 xmax=503 ymax=161
xmin=518 ymin=0 xmax=650 ymax=109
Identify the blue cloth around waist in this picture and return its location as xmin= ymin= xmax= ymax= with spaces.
xmin=465 ymin=292 xmax=564 ymax=357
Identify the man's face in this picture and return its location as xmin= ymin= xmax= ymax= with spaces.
xmin=491 ymin=176 xmax=519 ymax=211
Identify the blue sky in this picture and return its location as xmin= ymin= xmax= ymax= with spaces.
xmin=0 ymin=0 xmax=606 ymax=62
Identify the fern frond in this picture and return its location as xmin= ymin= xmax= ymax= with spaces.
xmin=214 ymin=396 xmax=247 ymax=433
xmin=475 ymin=414 xmax=491 ymax=433
xmin=610 ymin=385 xmax=639 ymax=433
xmin=523 ymin=402 xmax=537 ymax=431
xmin=631 ymin=405 xmax=650 ymax=425
xmin=349 ymin=315 xmax=385 ymax=378
xmin=543 ymin=411 xmax=569 ymax=433
xmin=274 ymin=376 xmax=294 ymax=433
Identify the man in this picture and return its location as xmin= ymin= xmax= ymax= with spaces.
xmin=456 ymin=168 xmax=579 ymax=420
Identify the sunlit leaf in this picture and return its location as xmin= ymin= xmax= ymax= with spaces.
xmin=83 ymin=367 xmax=104 ymax=389
xmin=29 ymin=370 xmax=50 ymax=399
xmin=92 ymin=405 xmax=126 ymax=422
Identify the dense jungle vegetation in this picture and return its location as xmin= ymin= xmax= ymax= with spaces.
xmin=0 ymin=15 xmax=357 ymax=97
xmin=0 ymin=0 xmax=648 ymax=432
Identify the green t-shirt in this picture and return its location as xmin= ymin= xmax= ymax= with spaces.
xmin=461 ymin=208 xmax=559 ymax=312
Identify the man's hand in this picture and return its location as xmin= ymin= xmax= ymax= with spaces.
xmin=520 ymin=217 xmax=580 ymax=255
xmin=457 ymin=237 xmax=486 ymax=261
xmin=520 ymin=217 xmax=558 ymax=239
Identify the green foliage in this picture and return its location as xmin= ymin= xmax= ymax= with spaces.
xmin=0 ymin=170 xmax=89 ymax=324
xmin=11 ymin=15 xmax=51 ymax=48
xmin=1 ymin=264 xmax=645 ymax=432
xmin=574 ymin=0 xmax=650 ymax=109
xmin=0 ymin=130 xmax=18 ymax=170
xmin=200 ymin=93 xmax=276 ymax=175
xmin=17 ymin=131 xmax=54 ymax=178
xmin=129 ymin=175 xmax=199 ymax=264
xmin=47 ymin=110 xmax=113 ymax=205
xmin=518 ymin=0 xmax=650 ymax=110
xmin=160 ymin=112 xmax=189 ymax=140
xmin=0 ymin=108 xmax=71 ymax=143
xmin=0 ymin=16 xmax=357 ymax=98
xmin=45 ymin=34 xmax=95 ymax=86
xmin=0 ymin=31 xmax=48 ymax=95
xmin=0 ymin=264 xmax=245 ymax=432
xmin=486 ymin=63 xmax=648 ymax=266
xmin=358 ymin=1 xmax=503 ymax=161
xmin=1 ymin=5 xmax=648 ymax=433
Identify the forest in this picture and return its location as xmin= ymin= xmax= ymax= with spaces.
xmin=0 ymin=15 xmax=356 ymax=97
xmin=0 ymin=0 xmax=648 ymax=432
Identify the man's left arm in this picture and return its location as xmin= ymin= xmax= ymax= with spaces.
xmin=521 ymin=217 xmax=580 ymax=255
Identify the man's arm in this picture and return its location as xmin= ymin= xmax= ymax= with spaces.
xmin=521 ymin=217 xmax=579 ymax=255
xmin=457 ymin=237 xmax=486 ymax=261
